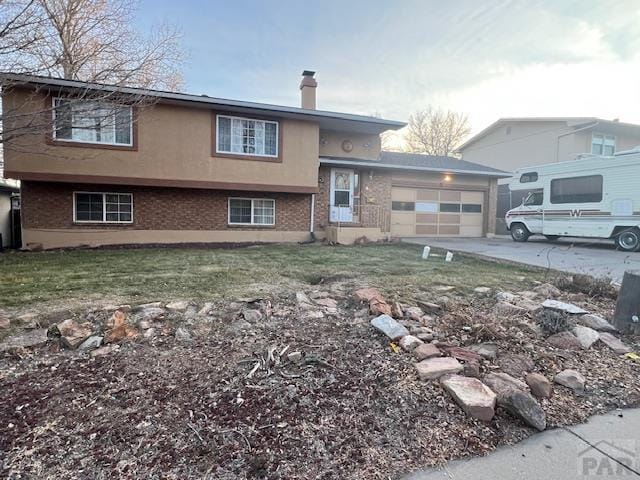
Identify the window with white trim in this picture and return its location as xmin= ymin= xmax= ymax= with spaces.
xmin=53 ymin=98 xmax=133 ymax=146
xmin=591 ymin=133 xmax=615 ymax=156
xmin=228 ymin=198 xmax=275 ymax=225
xmin=74 ymin=192 xmax=133 ymax=223
xmin=217 ymin=115 xmax=278 ymax=157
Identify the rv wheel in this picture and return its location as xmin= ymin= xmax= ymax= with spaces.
xmin=615 ymin=229 xmax=640 ymax=252
xmin=510 ymin=223 xmax=530 ymax=242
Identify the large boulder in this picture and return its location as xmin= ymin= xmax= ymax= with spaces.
xmin=525 ymin=373 xmax=553 ymax=398
xmin=498 ymin=390 xmax=547 ymax=431
xmin=546 ymin=331 xmax=582 ymax=350
xmin=371 ymin=314 xmax=409 ymax=341
xmin=572 ymin=325 xmax=600 ymax=349
xmin=577 ymin=314 xmax=617 ymax=332
xmin=440 ymin=375 xmax=497 ymax=421
xmin=554 ymin=369 xmax=586 ymax=392
xmin=415 ymin=357 xmax=463 ymax=380
xmin=598 ymin=332 xmax=631 ymax=354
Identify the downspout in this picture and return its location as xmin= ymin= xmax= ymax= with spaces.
xmin=555 ymin=121 xmax=599 ymax=162
xmin=300 ymin=193 xmax=316 ymax=244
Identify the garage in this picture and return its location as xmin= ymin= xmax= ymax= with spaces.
xmin=390 ymin=187 xmax=486 ymax=237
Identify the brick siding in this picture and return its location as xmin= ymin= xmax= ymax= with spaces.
xmin=22 ymin=181 xmax=312 ymax=231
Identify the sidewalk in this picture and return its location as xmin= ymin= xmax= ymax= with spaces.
xmin=402 ymin=409 xmax=640 ymax=480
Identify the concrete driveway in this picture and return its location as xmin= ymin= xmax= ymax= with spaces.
xmin=403 ymin=236 xmax=640 ymax=283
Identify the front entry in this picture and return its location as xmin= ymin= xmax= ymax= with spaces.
xmin=329 ymin=168 xmax=355 ymax=222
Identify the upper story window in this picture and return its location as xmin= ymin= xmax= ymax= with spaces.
xmin=216 ymin=115 xmax=278 ymax=158
xmin=53 ymin=98 xmax=133 ymax=147
xmin=591 ymin=133 xmax=615 ymax=156
xmin=519 ymin=172 xmax=538 ymax=183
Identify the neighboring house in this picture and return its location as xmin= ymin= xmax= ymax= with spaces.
xmin=2 ymin=72 xmax=506 ymax=249
xmin=0 ymin=180 xmax=19 ymax=248
xmin=457 ymin=117 xmax=640 ymax=233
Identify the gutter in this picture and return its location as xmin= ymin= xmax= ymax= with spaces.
xmin=319 ymin=158 xmax=509 ymax=178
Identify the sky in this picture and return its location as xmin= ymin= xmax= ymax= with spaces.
xmin=138 ymin=0 xmax=640 ymax=136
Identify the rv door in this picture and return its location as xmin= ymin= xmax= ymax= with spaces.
xmin=520 ymin=190 xmax=544 ymax=234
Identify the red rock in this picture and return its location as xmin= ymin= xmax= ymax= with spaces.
xmin=440 ymin=346 xmax=482 ymax=363
xmin=525 ymin=373 xmax=553 ymax=398
xmin=441 ymin=375 xmax=496 ymax=421
xmin=413 ymin=343 xmax=441 ymax=361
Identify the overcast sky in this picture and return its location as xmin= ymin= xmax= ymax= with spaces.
xmin=140 ymin=0 xmax=640 ymax=134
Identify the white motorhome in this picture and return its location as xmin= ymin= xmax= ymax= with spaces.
xmin=505 ymin=150 xmax=640 ymax=251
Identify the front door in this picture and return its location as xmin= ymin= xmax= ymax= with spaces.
xmin=330 ymin=168 xmax=354 ymax=222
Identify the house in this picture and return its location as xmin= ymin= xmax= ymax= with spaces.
xmin=1 ymin=72 xmax=507 ymax=249
xmin=0 ymin=180 xmax=19 ymax=248
xmin=457 ymin=117 xmax=640 ymax=233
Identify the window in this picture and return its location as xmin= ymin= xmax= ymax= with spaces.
xmin=440 ymin=203 xmax=461 ymax=213
xmin=591 ymin=133 xmax=615 ymax=155
xmin=53 ymin=98 xmax=132 ymax=146
xmin=550 ymin=175 xmax=603 ymax=204
xmin=228 ymin=198 xmax=275 ymax=225
xmin=74 ymin=192 xmax=133 ymax=223
xmin=461 ymin=203 xmax=482 ymax=213
xmin=392 ymin=201 xmax=415 ymax=211
xmin=217 ymin=115 xmax=278 ymax=157
xmin=519 ymin=172 xmax=538 ymax=183
xmin=523 ymin=191 xmax=544 ymax=206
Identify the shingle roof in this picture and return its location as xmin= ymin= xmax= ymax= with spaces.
xmin=319 ymin=151 xmax=509 ymax=177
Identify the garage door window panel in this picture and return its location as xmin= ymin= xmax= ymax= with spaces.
xmin=461 ymin=203 xmax=482 ymax=213
xmin=392 ymin=201 xmax=415 ymax=211
xmin=440 ymin=203 xmax=461 ymax=213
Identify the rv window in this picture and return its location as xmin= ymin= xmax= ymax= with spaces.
xmin=519 ymin=172 xmax=538 ymax=183
xmin=523 ymin=191 xmax=543 ymax=206
xmin=550 ymin=175 xmax=603 ymax=204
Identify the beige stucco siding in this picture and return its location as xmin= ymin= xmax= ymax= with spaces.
xmin=319 ymin=130 xmax=381 ymax=160
xmin=3 ymin=90 xmax=320 ymax=191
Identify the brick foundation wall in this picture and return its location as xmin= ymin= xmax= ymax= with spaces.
xmin=22 ymin=181 xmax=312 ymax=231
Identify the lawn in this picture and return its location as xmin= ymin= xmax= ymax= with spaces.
xmin=0 ymin=243 xmax=545 ymax=310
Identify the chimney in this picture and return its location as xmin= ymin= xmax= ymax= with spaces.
xmin=300 ymin=70 xmax=317 ymax=109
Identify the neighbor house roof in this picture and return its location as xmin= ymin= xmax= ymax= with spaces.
xmin=320 ymin=151 xmax=509 ymax=177
xmin=456 ymin=117 xmax=640 ymax=152
xmin=0 ymin=73 xmax=405 ymax=134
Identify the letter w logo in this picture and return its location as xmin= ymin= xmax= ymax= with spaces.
xmin=569 ymin=209 xmax=581 ymax=217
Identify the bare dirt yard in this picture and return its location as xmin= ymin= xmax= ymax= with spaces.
xmin=0 ymin=243 xmax=638 ymax=479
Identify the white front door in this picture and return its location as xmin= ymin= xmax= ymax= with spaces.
xmin=330 ymin=168 xmax=354 ymax=222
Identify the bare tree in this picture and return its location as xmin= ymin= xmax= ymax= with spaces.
xmin=403 ymin=107 xmax=471 ymax=157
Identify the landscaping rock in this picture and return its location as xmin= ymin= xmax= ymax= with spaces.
xmin=413 ymin=343 xmax=441 ymax=360
xmin=136 ymin=302 xmax=163 ymax=310
xmin=226 ymin=320 xmax=253 ymax=334
xmin=138 ymin=320 xmax=152 ymax=330
xmin=104 ymin=311 xmax=138 ymax=343
xmin=513 ymin=298 xmax=543 ymax=312
xmin=371 ymin=314 xmax=410 ymax=341
xmin=577 ymin=314 xmax=617 ymax=332
xmin=399 ymin=335 xmax=423 ymax=352
xmin=416 ymin=332 xmax=434 ymax=341
xmin=314 ymin=297 xmax=338 ymax=309
xmin=440 ymin=375 xmax=496 ymax=421
xmin=0 ymin=312 xmax=10 ymax=329
xmin=439 ymin=345 xmax=482 ymax=363
xmin=296 ymin=291 xmax=314 ymax=308
xmin=139 ymin=307 xmax=165 ymax=322
xmin=78 ymin=335 xmax=103 ymax=350
xmin=416 ymin=301 xmax=441 ymax=314
xmin=546 ymin=331 xmax=582 ymax=350
xmin=463 ymin=361 xmax=481 ymax=378
xmin=0 ymin=328 xmax=48 ymax=351
xmin=496 ymin=353 xmax=534 ymax=377
xmin=287 ymin=351 xmax=304 ymax=364
xmin=354 ymin=287 xmax=382 ymax=302
xmin=166 ymin=301 xmax=190 ymax=312
xmin=242 ymin=309 xmax=263 ymax=323
xmin=354 ymin=287 xmax=392 ymax=316
xmin=542 ymin=299 xmax=588 ymax=315
xmin=598 ymin=332 xmax=631 ymax=354
xmin=499 ymin=390 xmax=546 ymax=431
xmin=493 ymin=301 xmax=527 ymax=316
xmin=175 ymin=327 xmax=193 ymax=342
xmin=572 ymin=325 xmax=600 ymax=349
xmin=90 ymin=344 xmax=120 ymax=357
xmin=415 ymin=357 xmax=463 ymax=380
xmin=554 ymin=369 xmax=585 ymax=392
xmin=404 ymin=306 xmax=424 ymax=321
xmin=483 ymin=372 xmax=529 ymax=396
xmin=197 ymin=303 xmax=215 ymax=316
xmin=533 ymin=283 xmax=561 ymax=298
xmin=54 ymin=319 xmax=93 ymax=349
xmin=391 ymin=302 xmax=404 ymax=319
xmin=302 ymin=310 xmax=324 ymax=320
xmin=143 ymin=328 xmax=156 ymax=338
xmin=469 ymin=343 xmax=498 ymax=360
xmin=525 ymin=373 xmax=553 ymax=398
xmin=474 ymin=287 xmax=492 ymax=294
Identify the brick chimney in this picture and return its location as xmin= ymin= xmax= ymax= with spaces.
xmin=300 ymin=70 xmax=317 ymax=109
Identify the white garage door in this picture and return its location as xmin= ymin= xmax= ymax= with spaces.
xmin=390 ymin=187 xmax=485 ymax=237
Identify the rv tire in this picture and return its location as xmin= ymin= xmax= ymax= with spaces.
xmin=510 ymin=223 xmax=530 ymax=242
xmin=615 ymin=228 xmax=640 ymax=252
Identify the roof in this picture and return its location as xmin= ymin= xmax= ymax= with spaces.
xmin=320 ymin=151 xmax=509 ymax=177
xmin=457 ymin=117 xmax=640 ymax=152
xmin=0 ymin=73 xmax=405 ymax=135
